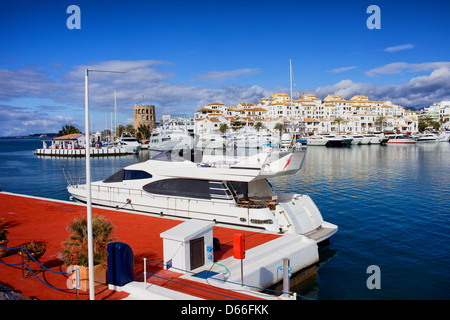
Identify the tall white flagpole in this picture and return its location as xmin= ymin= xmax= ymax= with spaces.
xmin=84 ymin=68 xmax=95 ymax=300
xmin=84 ymin=69 xmax=125 ymax=300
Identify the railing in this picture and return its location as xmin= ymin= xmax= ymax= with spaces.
xmin=69 ymin=183 xmax=239 ymax=208
xmin=0 ymin=244 xmax=81 ymax=300
xmin=142 ymin=257 xmax=314 ymax=300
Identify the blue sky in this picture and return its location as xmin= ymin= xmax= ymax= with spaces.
xmin=1 ymin=0 xmax=449 ymax=136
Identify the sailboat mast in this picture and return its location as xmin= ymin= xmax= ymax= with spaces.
xmin=289 ymin=59 xmax=293 ymax=102
xmin=114 ymin=89 xmax=117 ymax=138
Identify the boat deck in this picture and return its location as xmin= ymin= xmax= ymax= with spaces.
xmin=0 ymin=192 xmax=280 ymax=300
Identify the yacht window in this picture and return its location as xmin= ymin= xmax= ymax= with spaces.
xmin=143 ymin=178 xmax=210 ymax=199
xmin=103 ymin=169 xmax=152 ymax=183
xmin=209 ymin=181 xmax=233 ymax=200
xmin=124 ymin=170 xmax=152 ymax=180
xmin=103 ymin=169 xmax=125 ymax=183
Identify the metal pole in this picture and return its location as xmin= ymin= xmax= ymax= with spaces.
xmin=85 ymin=68 xmax=95 ymax=300
xmin=143 ymin=258 xmax=147 ymax=289
xmin=84 ymin=69 xmax=125 ymax=300
xmin=282 ymin=258 xmax=290 ymax=296
xmin=240 ymin=259 xmax=244 ymax=286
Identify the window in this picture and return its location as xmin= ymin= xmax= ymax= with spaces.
xmin=124 ymin=170 xmax=152 ymax=180
xmin=143 ymin=178 xmax=211 ymax=199
xmin=103 ymin=169 xmax=152 ymax=183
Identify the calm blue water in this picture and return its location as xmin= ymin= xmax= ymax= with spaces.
xmin=0 ymin=139 xmax=449 ymax=300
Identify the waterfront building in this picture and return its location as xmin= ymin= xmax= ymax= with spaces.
xmin=420 ymin=101 xmax=450 ymax=123
xmin=133 ymin=104 xmax=156 ymax=135
xmin=194 ymin=93 xmax=419 ymax=135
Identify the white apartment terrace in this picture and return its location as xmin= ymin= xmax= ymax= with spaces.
xmin=195 ymin=93 xmax=419 ymax=135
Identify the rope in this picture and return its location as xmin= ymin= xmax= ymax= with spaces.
xmin=0 ymin=245 xmax=24 ymax=266
xmin=0 ymin=245 xmax=78 ymax=292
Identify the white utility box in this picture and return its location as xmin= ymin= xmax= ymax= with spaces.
xmin=160 ymin=219 xmax=214 ymax=273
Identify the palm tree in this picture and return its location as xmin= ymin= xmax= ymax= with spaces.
xmin=115 ymin=124 xmax=125 ymax=138
xmin=137 ymin=124 xmax=150 ymax=140
xmin=274 ymin=122 xmax=285 ymax=139
xmin=333 ymin=117 xmax=344 ymax=133
xmin=418 ymin=115 xmax=434 ymax=132
xmin=375 ymin=116 xmax=387 ymax=132
xmin=254 ymin=121 xmax=265 ymax=132
xmin=219 ymin=123 xmax=229 ymax=135
xmin=61 ymin=125 xmax=81 ymax=135
xmin=125 ymin=124 xmax=135 ymax=135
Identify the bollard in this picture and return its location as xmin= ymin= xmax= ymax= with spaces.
xmin=143 ymin=258 xmax=147 ymax=289
xmin=282 ymin=258 xmax=290 ymax=296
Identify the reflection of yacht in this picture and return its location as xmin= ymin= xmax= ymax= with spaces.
xmin=67 ymin=149 xmax=337 ymax=244
xmin=117 ymin=133 xmax=141 ymax=154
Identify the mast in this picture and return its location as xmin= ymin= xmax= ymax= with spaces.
xmin=114 ymin=89 xmax=117 ymax=139
xmin=290 ymin=59 xmax=293 ymax=103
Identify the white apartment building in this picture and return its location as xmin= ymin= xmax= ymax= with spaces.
xmin=194 ymin=93 xmax=419 ymax=135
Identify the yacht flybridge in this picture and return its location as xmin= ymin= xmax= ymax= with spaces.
xmin=67 ymin=149 xmax=337 ymax=243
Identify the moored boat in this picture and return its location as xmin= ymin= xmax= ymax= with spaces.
xmin=386 ymin=134 xmax=416 ymax=144
xmin=67 ymin=148 xmax=337 ymax=244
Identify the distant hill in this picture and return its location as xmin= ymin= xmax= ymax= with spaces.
xmin=0 ymin=133 xmax=60 ymax=139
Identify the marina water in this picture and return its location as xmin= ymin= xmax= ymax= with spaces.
xmin=0 ymin=139 xmax=449 ymax=300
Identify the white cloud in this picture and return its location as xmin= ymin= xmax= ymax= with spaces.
xmin=316 ymin=65 xmax=450 ymax=108
xmin=366 ymin=62 xmax=450 ymax=77
xmin=0 ymin=61 xmax=270 ymax=135
xmin=384 ymin=44 xmax=415 ymax=52
xmin=327 ymin=66 xmax=358 ymax=74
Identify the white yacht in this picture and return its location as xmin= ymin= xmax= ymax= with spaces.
xmin=230 ymin=133 xmax=280 ymax=149
xmin=437 ymin=130 xmax=450 ymax=142
xmin=414 ymin=133 xmax=438 ymax=143
xmin=197 ymin=134 xmax=226 ymax=149
xmin=324 ymin=134 xmax=352 ymax=146
xmin=343 ymin=135 xmax=363 ymax=145
xmin=386 ymin=134 xmax=416 ymax=144
xmin=306 ymin=136 xmax=328 ymax=146
xmin=116 ymin=133 xmax=141 ymax=154
xmin=362 ymin=134 xmax=388 ymax=144
xmin=67 ymin=149 xmax=337 ymax=244
xmin=149 ymin=128 xmax=196 ymax=151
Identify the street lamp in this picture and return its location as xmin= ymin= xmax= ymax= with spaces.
xmin=84 ymin=68 xmax=125 ymax=300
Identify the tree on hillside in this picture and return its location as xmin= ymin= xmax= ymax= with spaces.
xmin=61 ymin=125 xmax=80 ymax=135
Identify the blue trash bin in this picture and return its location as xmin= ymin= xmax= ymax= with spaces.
xmin=107 ymin=242 xmax=134 ymax=287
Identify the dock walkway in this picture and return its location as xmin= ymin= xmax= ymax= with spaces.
xmin=0 ymin=192 xmax=282 ymax=300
